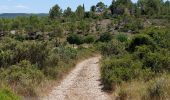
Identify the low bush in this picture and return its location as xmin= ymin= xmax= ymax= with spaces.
xmin=96 ymin=40 xmax=126 ymax=57
xmin=0 ymin=87 xmax=20 ymax=100
xmin=67 ymin=33 xmax=83 ymax=46
xmin=83 ymin=35 xmax=95 ymax=44
xmin=127 ymin=34 xmax=155 ymax=52
xmin=101 ymin=55 xmax=142 ymax=90
xmin=0 ymin=60 xmax=45 ymax=96
xmin=98 ymin=32 xmax=112 ymax=42
xmin=142 ymin=52 xmax=170 ymax=72
xmin=116 ymin=33 xmax=128 ymax=42
xmin=100 ymin=26 xmax=170 ymax=99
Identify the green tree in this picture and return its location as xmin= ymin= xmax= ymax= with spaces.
xmin=90 ymin=5 xmax=96 ymax=12
xmin=29 ymin=15 xmax=40 ymax=31
xmin=110 ymin=0 xmax=132 ymax=15
xmin=110 ymin=0 xmax=117 ymax=15
xmin=49 ymin=4 xmax=62 ymax=19
xmin=116 ymin=0 xmax=133 ymax=8
xmin=76 ymin=5 xmax=85 ymax=19
xmin=137 ymin=0 xmax=162 ymax=16
xmin=63 ymin=7 xmax=72 ymax=17
xmin=96 ymin=2 xmax=106 ymax=10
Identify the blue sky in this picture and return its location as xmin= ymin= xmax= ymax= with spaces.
xmin=0 ymin=0 xmax=138 ymax=13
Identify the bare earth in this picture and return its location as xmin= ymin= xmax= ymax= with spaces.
xmin=43 ymin=57 xmax=111 ymax=100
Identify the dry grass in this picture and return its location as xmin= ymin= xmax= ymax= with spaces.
xmin=112 ymin=74 xmax=170 ymax=100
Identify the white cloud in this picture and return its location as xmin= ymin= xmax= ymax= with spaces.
xmin=15 ymin=4 xmax=29 ymax=9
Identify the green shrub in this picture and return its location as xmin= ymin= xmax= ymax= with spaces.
xmin=43 ymin=46 xmax=78 ymax=79
xmin=116 ymin=33 xmax=128 ymax=42
xmin=0 ymin=50 xmax=14 ymax=68
xmin=117 ymin=16 xmax=144 ymax=33
xmin=127 ymin=34 xmax=155 ymax=52
xmin=0 ymin=88 xmax=20 ymax=100
xmin=97 ymin=40 xmax=126 ymax=57
xmin=67 ymin=33 xmax=83 ymax=45
xmin=143 ymin=52 xmax=170 ymax=72
xmin=141 ymin=27 xmax=170 ymax=49
xmin=99 ymin=32 xmax=112 ymax=42
xmin=83 ymin=35 xmax=95 ymax=44
xmin=134 ymin=45 xmax=152 ymax=59
xmin=0 ymin=37 xmax=17 ymax=49
xmin=101 ymin=55 xmax=142 ymax=90
xmin=55 ymin=46 xmax=77 ymax=62
xmin=124 ymin=18 xmax=143 ymax=32
xmin=0 ymin=60 xmax=45 ymax=96
xmin=14 ymin=41 xmax=49 ymax=68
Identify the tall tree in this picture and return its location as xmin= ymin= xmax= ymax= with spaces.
xmin=96 ymin=2 xmax=107 ymax=12
xmin=49 ymin=4 xmax=62 ymax=19
xmin=90 ymin=5 xmax=96 ymax=12
xmin=110 ymin=0 xmax=117 ymax=15
xmin=76 ymin=5 xmax=85 ymax=19
xmin=110 ymin=0 xmax=133 ymax=15
xmin=116 ymin=0 xmax=133 ymax=8
xmin=63 ymin=7 xmax=72 ymax=17
xmin=138 ymin=0 xmax=162 ymax=16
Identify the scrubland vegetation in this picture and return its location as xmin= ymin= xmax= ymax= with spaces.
xmin=0 ymin=0 xmax=170 ymax=99
xmin=99 ymin=27 xmax=170 ymax=99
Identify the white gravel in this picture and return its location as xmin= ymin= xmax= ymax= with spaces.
xmin=43 ymin=57 xmax=111 ymax=100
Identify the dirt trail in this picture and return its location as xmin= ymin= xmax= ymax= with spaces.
xmin=43 ymin=56 xmax=111 ymax=100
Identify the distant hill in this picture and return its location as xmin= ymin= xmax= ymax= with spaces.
xmin=0 ymin=13 xmax=48 ymax=18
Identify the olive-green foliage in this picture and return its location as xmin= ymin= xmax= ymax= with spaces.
xmin=0 ymin=50 xmax=14 ymax=68
xmin=101 ymin=55 xmax=142 ymax=90
xmin=100 ymin=26 xmax=170 ymax=92
xmin=97 ymin=40 xmax=125 ymax=57
xmin=132 ymin=32 xmax=170 ymax=72
xmin=0 ymin=36 xmax=94 ymax=96
xmin=14 ymin=41 xmax=49 ymax=68
xmin=142 ymin=51 xmax=170 ymax=72
xmin=0 ymin=38 xmax=49 ymax=69
xmin=77 ymin=21 xmax=90 ymax=34
xmin=42 ymin=46 xmax=77 ymax=79
xmin=142 ymin=27 xmax=170 ymax=49
xmin=76 ymin=5 xmax=85 ymax=19
xmin=0 ymin=37 xmax=18 ymax=67
xmin=123 ymin=18 xmax=143 ymax=32
xmin=127 ymin=34 xmax=155 ymax=52
xmin=83 ymin=35 xmax=95 ymax=44
xmin=56 ymin=46 xmax=77 ymax=61
xmin=0 ymin=60 xmax=44 ymax=96
xmin=116 ymin=16 xmax=144 ymax=33
xmin=44 ymin=46 xmax=94 ymax=79
xmin=0 ymin=88 xmax=20 ymax=100
xmin=67 ymin=33 xmax=83 ymax=45
xmin=49 ymin=4 xmax=62 ymax=19
xmin=134 ymin=45 xmax=152 ymax=59
xmin=116 ymin=33 xmax=128 ymax=42
xmin=99 ymin=32 xmax=112 ymax=42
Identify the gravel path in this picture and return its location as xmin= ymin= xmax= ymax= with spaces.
xmin=43 ymin=57 xmax=111 ymax=100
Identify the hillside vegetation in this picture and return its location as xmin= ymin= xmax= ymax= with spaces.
xmin=0 ymin=0 xmax=170 ymax=99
